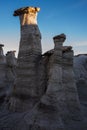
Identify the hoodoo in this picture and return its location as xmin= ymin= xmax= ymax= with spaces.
xmin=9 ymin=7 xmax=42 ymax=111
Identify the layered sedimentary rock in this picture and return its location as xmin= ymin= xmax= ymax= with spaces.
xmin=40 ymin=34 xmax=82 ymax=123
xmin=24 ymin=34 xmax=82 ymax=130
xmin=62 ymin=47 xmax=81 ymax=122
xmin=9 ymin=7 xmax=42 ymax=111
xmin=26 ymin=34 xmax=67 ymax=130
xmin=41 ymin=34 xmax=66 ymax=112
xmin=5 ymin=51 xmax=17 ymax=97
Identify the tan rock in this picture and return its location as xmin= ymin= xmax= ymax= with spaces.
xmin=14 ymin=7 xmax=40 ymax=25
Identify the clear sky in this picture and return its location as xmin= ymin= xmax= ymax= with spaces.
xmin=0 ymin=0 xmax=87 ymax=56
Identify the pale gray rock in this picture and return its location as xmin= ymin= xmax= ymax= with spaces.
xmin=41 ymin=34 xmax=82 ymax=123
xmin=41 ymin=34 xmax=65 ymax=109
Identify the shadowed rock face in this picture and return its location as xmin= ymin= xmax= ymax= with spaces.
xmin=0 ymin=47 xmax=17 ymax=104
xmin=5 ymin=51 xmax=17 ymax=97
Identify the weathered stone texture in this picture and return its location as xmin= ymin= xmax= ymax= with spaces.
xmin=9 ymin=7 xmax=42 ymax=111
xmin=41 ymin=34 xmax=82 ymax=123
xmin=62 ymin=50 xmax=81 ymax=122
xmin=0 ymin=46 xmax=17 ymax=104
xmin=5 ymin=51 xmax=17 ymax=98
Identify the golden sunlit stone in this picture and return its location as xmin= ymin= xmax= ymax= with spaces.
xmin=14 ymin=7 xmax=40 ymax=25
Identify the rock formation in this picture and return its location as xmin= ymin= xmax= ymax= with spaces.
xmin=0 ymin=44 xmax=7 ymax=102
xmin=74 ymin=55 xmax=87 ymax=104
xmin=9 ymin=7 xmax=42 ymax=111
xmin=0 ymin=46 xmax=17 ymax=104
xmin=0 ymin=6 xmax=87 ymax=130
xmin=6 ymin=51 xmax=17 ymax=97
xmin=7 ymin=6 xmax=82 ymax=129
xmin=40 ymin=34 xmax=81 ymax=124
xmin=62 ymin=46 xmax=81 ymax=122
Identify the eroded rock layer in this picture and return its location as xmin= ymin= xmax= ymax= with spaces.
xmin=9 ymin=7 xmax=43 ymax=111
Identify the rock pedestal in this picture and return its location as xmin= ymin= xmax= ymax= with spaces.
xmin=9 ymin=7 xmax=42 ymax=111
xmin=62 ymin=49 xmax=82 ymax=122
xmin=41 ymin=34 xmax=66 ymax=107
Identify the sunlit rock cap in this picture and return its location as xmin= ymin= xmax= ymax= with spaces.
xmin=13 ymin=7 xmax=40 ymax=16
xmin=13 ymin=7 xmax=40 ymax=25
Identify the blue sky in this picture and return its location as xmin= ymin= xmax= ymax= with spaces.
xmin=0 ymin=0 xmax=87 ymax=56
